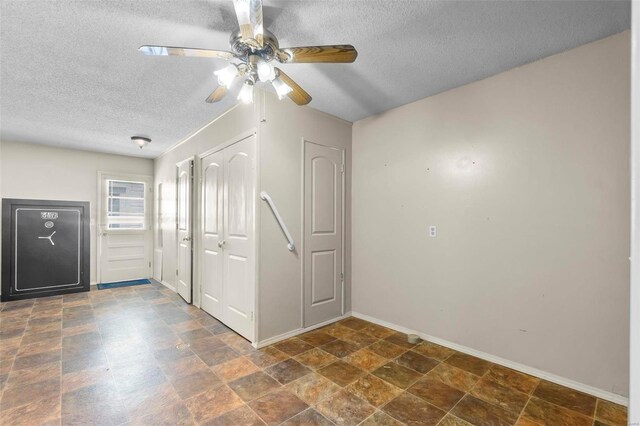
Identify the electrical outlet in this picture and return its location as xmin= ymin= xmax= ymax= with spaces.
xmin=429 ymin=225 xmax=437 ymax=237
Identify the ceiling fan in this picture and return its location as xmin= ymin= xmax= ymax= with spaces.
xmin=139 ymin=0 xmax=358 ymax=106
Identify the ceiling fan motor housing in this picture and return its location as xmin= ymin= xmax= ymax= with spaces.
xmin=229 ymin=29 xmax=280 ymax=62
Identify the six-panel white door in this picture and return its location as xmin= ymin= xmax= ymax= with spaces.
xmin=304 ymin=141 xmax=344 ymax=327
xmin=177 ymin=158 xmax=193 ymax=303
xmin=200 ymin=135 xmax=255 ymax=341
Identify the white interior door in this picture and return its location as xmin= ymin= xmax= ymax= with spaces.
xmin=201 ymin=150 xmax=224 ymax=319
xmin=222 ymin=136 xmax=256 ymax=341
xmin=199 ymin=135 xmax=256 ymax=341
xmin=98 ymin=174 xmax=152 ymax=283
xmin=304 ymin=141 xmax=344 ymax=327
xmin=177 ymin=158 xmax=193 ymax=303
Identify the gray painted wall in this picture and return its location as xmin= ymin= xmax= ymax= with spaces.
xmin=351 ymin=32 xmax=630 ymax=397
xmin=258 ymin=94 xmax=352 ymax=341
xmin=154 ymin=103 xmax=256 ymax=296
xmin=153 ymin=95 xmax=352 ymax=343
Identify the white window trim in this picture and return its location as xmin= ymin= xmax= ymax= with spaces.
xmin=105 ymin=179 xmax=147 ymax=230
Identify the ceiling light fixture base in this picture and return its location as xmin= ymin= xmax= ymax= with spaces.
xmin=131 ymin=136 xmax=151 ymax=149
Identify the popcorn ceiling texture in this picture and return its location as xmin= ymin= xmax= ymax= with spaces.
xmin=0 ymin=0 xmax=630 ymax=158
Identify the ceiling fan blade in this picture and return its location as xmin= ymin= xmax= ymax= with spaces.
xmin=275 ymin=68 xmax=312 ymax=106
xmin=276 ymin=45 xmax=357 ymax=63
xmin=233 ymin=0 xmax=264 ymax=47
xmin=205 ymin=85 xmax=228 ymax=103
xmin=139 ymin=46 xmax=234 ymax=60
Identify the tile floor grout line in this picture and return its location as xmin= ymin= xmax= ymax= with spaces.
xmin=2 ymin=302 xmax=53 ymax=417
xmin=515 ymin=393 xmax=536 ymax=426
xmin=92 ymin=290 xmax=131 ymax=426
xmin=164 ymin=291 xmax=228 ymax=419
xmin=527 ymin=379 xmax=602 ymax=423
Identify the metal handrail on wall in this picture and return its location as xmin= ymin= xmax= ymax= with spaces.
xmin=260 ymin=191 xmax=295 ymax=251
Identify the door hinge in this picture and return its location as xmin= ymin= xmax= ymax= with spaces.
xmin=149 ymin=261 xmax=151 ymax=268
xmin=176 ymin=269 xmax=179 ymax=276
xmin=340 ymin=164 xmax=345 ymax=174
xmin=251 ymin=311 xmax=254 ymax=321
xmin=340 ymin=272 xmax=344 ymax=281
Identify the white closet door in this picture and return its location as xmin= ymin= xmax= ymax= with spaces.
xmin=222 ymin=135 xmax=256 ymax=341
xmin=304 ymin=142 xmax=344 ymax=327
xmin=177 ymin=158 xmax=193 ymax=303
xmin=201 ymin=151 xmax=224 ymax=318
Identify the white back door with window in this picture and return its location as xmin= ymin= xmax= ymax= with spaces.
xmin=177 ymin=158 xmax=194 ymax=303
xmin=200 ymin=135 xmax=256 ymax=341
xmin=98 ymin=173 xmax=153 ymax=283
xmin=304 ymin=141 xmax=344 ymax=327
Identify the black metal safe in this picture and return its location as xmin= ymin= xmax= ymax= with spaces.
xmin=2 ymin=199 xmax=90 ymax=301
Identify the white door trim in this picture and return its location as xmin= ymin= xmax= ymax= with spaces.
xmin=176 ymin=157 xmax=194 ymax=303
xmin=96 ymin=171 xmax=153 ymax=284
xmin=302 ymin=138 xmax=346 ymax=327
xmin=195 ymin=128 xmax=258 ymax=309
xmin=629 ymin=1 xmax=639 ymax=421
xmin=195 ymin=128 xmax=259 ymax=343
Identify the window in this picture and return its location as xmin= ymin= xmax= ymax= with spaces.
xmin=106 ymin=180 xmax=145 ymax=230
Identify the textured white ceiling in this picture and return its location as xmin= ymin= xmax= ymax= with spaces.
xmin=0 ymin=1 xmax=630 ymax=158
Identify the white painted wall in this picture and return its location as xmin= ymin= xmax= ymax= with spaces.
xmin=0 ymin=141 xmax=154 ymax=285
xmin=629 ymin=1 xmax=639 ymax=421
xmin=352 ymin=31 xmax=630 ymax=398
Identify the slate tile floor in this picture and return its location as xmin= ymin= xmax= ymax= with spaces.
xmin=0 ymin=282 xmax=628 ymax=426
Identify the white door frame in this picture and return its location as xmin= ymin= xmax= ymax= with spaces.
xmin=196 ymin=128 xmax=259 ymax=342
xmin=153 ymin=182 xmax=164 ymax=282
xmin=301 ymin=139 xmax=346 ymax=327
xmin=96 ymin=171 xmax=154 ymax=284
xmin=176 ymin=157 xmax=194 ymax=303
xmin=629 ymin=1 xmax=639 ymax=421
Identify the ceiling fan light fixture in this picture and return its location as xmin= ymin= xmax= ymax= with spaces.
xmin=257 ymin=60 xmax=275 ymax=82
xmin=140 ymin=0 xmax=357 ymax=107
xmin=214 ymin=63 xmax=238 ymax=88
xmin=237 ymin=80 xmax=254 ymax=104
xmin=131 ymin=136 xmax=151 ymax=149
xmin=272 ymin=77 xmax=292 ymax=100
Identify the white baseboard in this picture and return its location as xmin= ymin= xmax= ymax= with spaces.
xmin=351 ymin=311 xmax=628 ymax=407
xmin=158 ymin=280 xmax=177 ymax=292
xmin=255 ymin=311 xmax=352 ymax=349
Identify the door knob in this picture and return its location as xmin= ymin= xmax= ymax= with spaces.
xmin=183 ymin=236 xmax=191 ymax=242
xmin=217 ymin=240 xmax=226 ymax=248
